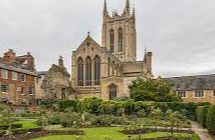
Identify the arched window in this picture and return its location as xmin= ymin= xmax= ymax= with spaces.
xmin=118 ymin=28 xmax=123 ymax=52
xmin=85 ymin=56 xmax=92 ymax=86
xmin=94 ymin=56 xmax=101 ymax=85
xmin=108 ymin=57 xmax=111 ymax=76
xmin=112 ymin=61 xmax=115 ymax=76
xmin=77 ymin=57 xmax=84 ymax=86
xmin=109 ymin=29 xmax=114 ymax=53
xmin=109 ymin=84 xmax=117 ymax=100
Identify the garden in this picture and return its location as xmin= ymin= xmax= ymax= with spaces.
xmin=0 ymin=98 xmax=207 ymax=140
xmin=0 ymin=79 xmax=213 ymax=140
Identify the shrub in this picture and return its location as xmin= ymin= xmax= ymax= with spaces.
xmin=58 ymin=100 xmax=81 ymax=112
xmin=196 ymin=106 xmax=209 ymax=128
xmin=48 ymin=113 xmax=61 ymax=125
xmin=206 ymin=105 xmax=215 ymax=134
xmin=60 ymin=113 xmax=81 ymax=128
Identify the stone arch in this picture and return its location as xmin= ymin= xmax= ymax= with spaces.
xmin=108 ymin=83 xmax=117 ymax=100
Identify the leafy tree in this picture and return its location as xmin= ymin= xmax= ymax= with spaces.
xmin=166 ymin=109 xmax=187 ymax=138
xmin=129 ymin=78 xmax=181 ymax=102
xmin=149 ymin=108 xmax=163 ymax=130
xmin=0 ymin=105 xmax=17 ymax=138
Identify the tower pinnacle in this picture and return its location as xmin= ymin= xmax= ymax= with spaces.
xmin=126 ymin=0 xmax=130 ymax=9
xmin=103 ymin=0 xmax=107 ymax=12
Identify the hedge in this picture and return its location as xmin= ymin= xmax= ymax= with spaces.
xmin=0 ymin=124 xmax=23 ymax=130
xmin=0 ymin=126 xmax=43 ymax=136
xmin=196 ymin=106 xmax=209 ymax=128
xmin=206 ymin=105 xmax=215 ymax=134
xmin=196 ymin=105 xmax=215 ymax=135
xmin=41 ymin=98 xmax=210 ymax=119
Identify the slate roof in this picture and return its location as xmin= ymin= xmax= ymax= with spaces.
xmin=164 ymin=74 xmax=215 ymax=91
xmin=0 ymin=62 xmax=37 ymax=76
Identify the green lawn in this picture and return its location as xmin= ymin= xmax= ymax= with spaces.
xmin=32 ymin=127 xmax=198 ymax=140
xmin=14 ymin=120 xmax=38 ymax=129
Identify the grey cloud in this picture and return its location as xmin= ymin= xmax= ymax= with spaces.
xmin=0 ymin=0 xmax=215 ymax=78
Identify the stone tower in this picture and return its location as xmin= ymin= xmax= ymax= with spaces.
xmin=102 ymin=0 xmax=136 ymax=62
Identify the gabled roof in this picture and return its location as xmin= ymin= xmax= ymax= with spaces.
xmin=73 ymin=35 xmax=122 ymax=64
xmin=164 ymin=74 xmax=215 ymax=90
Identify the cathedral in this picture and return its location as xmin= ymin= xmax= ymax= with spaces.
xmin=71 ymin=0 xmax=153 ymax=100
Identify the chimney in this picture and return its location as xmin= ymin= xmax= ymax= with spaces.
xmin=58 ymin=56 xmax=64 ymax=67
xmin=3 ymin=49 xmax=16 ymax=63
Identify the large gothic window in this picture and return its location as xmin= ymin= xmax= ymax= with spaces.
xmin=118 ymin=28 xmax=123 ymax=52
xmin=109 ymin=29 xmax=114 ymax=53
xmin=85 ymin=56 xmax=92 ymax=86
xmin=94 ymin=56 xmax=101 ymax=85
xmin=77 ymin=57 xmax=84 ymax=86
xmin=109 ymin=84 xmax=117 ymax=100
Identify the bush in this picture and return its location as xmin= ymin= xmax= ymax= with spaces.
xmin=60 ymin=113 xmax=81 ymax=128
xmin=48 ymin=113 xmax=61 ymax=125
xmin=12 ymin=127 xmax=43 ymax=135
xmin=58 ymin=100 xmax=81 ymax=112
xmin=206 ymin=105 xmax=215 ymax=134
xmin=196 ymin=106 xmax=209 ymax=128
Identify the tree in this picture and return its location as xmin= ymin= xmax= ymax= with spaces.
xmin=166 ymin=109 xmax=187 ymax=138
xmin=0 ymin=104 xmax=17 ymax=138
xmin=129 ymin=78 xmax=181 ymax=102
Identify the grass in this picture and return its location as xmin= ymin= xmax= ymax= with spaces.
xmin=14 ymin=120 xmax=38 ymax=129
xmin=32 ymin=127 xmax=199 ymax=140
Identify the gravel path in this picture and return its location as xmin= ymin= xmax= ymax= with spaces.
xmin=191 ymin=122 xmax=214 ymax=140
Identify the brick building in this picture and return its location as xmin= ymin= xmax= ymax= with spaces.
xmin=165 ymin=74 xmax=215 ymax=104
xmin=0 ymin=49 xmax=37 ymax=105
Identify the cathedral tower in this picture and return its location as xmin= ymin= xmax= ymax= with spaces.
xmin=102 ymin=0 xmax=137 ymax=62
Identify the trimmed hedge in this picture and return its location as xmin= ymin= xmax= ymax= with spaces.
xmin=196 ymin=105 xmax=215 ymax=135
xmin=0 ymin=124 xmax=23 ymax=130
xmin=196 ymin=106 xmax=209 ymax=128
xmin=0 ymin=126 xmax=43 ymax=136
xmin=41 ymin=98 xmax=210 ymax=120
xmin=206 ymin=105 xmax=215 ymax=134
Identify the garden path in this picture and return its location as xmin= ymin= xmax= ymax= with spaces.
xmin=191 ymin=122 xmax=214 ymax=140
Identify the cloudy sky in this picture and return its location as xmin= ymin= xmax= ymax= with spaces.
xmin=0 ymin=0 xmax=215 ymax=78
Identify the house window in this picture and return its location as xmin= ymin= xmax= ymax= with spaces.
xmin=21 ymin=87 xmax=25 ymax=95
xmin=1 ymin=84 xmax=9 ymax=93
xmin=1 ymin=69 xmax=8 ymax=79
xmin=21 ymin=74 xmax=26 ymax=82
xmin=195 ymin=90 xmax=204 ymax=97
xmin=178 ymin=91 xmax=186 ymax=98
xmin=29 ymin=87 xmax=34 ymax=95
xmin=12 ymin=72 xmax=18 ymax=81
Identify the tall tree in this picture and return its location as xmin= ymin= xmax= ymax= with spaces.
xmin=129 ymin=78 xmax=181 ymax=102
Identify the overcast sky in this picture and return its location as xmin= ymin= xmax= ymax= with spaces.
xmin=0 ymin=0 xmax=215 ymax=78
